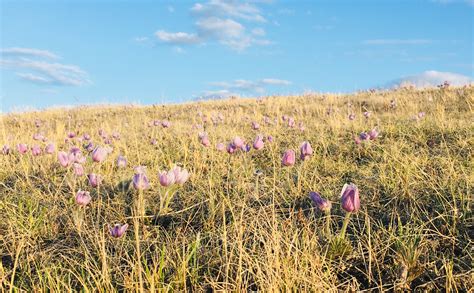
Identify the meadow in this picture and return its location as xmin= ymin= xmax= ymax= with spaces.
xmin=0 ymin=86 xmax=472 ymax=291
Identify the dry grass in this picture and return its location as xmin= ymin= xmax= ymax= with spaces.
xmin=0 ymin=87 xmax=473 ymax=292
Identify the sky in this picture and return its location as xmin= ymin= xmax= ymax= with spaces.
xmin=0 ymin=0 xmax=473 ymax=112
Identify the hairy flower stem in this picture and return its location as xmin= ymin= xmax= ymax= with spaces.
xmin=339 ymin=212 xmax=352 ymax=239
xmin=325 ymin=211 xmax=332 ymax=237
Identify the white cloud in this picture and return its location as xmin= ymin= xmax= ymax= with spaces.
xmin=206 ymin=77 xmax=291 ymax=96
xmin=155 ymin=30 xmax=201 ymax=44
xmin=16 ymin=72 xmax=52 ymax=84
xmin=363 ymin=39 xmax=433 ymax=45
xmin=197 ymin=89 xmax=239 ymax=100
xmin=134 ymin=36 xmax=149 ymax=42
xmin=191 ymin=0 xmax=266 ymax=22
xmin=388 ymin=70 xmax=472 ymax=88
xmin=261 ymin=78 xmax=291 ymax=86
xmin=154 ymin=0 xmax=271 ymax=51
xmin=251 ymin=28 xmax=266 ymax=36
xmin=1 ymin=47 xmax=60 ymax=59
xmin=1 ymin=48 xmax=90 ymax=87
xmin=196 ymin=17 xmax=244 ymax=39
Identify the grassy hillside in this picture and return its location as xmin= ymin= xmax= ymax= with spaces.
xmin=0 ymin=87 xmax=473 ymax=291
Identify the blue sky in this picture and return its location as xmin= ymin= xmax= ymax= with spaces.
xmin=1 ymin=0 xmax=472 ymax=111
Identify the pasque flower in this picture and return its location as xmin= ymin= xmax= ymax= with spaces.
xmin=253 ymin=136 xmax=264 ymax=150
xmin=368 ymin=128 xmax=379 ymax=140
xmin=45 ymin=143 xmax=55 ymax=154
xmin=300 ymin=141 xmax=313 ymax=160
xmin=109 ymin=223 xmax=129 ymax=238
xmin=309 ymin=191 xmax=332 ymax=212
xmin=17 ymin=144 xmax=28 ymax=154
xmin=159 ymin=170 xmax=176 ymax=187
xmin=133 ymin=171 xmax=150 ymax=190
xmin=31 ymin=145 xmax=42 ymax=156
xmin=88 ymin=173 xmax=103 ymax=188
xmin=116 ymin=155 xmax=127 ymax=168
xmin=91 ymin=146 xmax=108 ymax=162
xmin=58 ymin=151 xmax=71 ymax=167
xmin=282 ymin=149 xmax=296 ymax=166
xmin=172 ymin=166 xmax=190 ymax=184
xmin=75 ymin=190 xmax=91 ymax=206
xmin=232 ymin=136 xmax=244 ymax=148
xmin=340 ymin=183 xmax=360 ymax=213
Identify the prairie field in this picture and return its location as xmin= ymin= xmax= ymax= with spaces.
xmin=0 ymin=87 xmax=473 ymax=292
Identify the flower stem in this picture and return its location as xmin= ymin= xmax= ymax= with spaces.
xmin=339 ymin=212 xmax=352 ymax=239
xmin=325 ymin=211 xmax=331 ymax=237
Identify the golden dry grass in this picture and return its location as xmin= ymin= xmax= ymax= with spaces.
xmin=0 ymin=86 xmax=473 ymax=291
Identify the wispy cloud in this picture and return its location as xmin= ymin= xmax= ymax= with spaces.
xmin=387 ymin=70 xmax=472 ymax=88
xmin=204 ymin=77 xmax=291 ymax=98
xmin=1 ymin=47 xmax=90 ymax=86
xmin=1 ymin=47 xmax=60 ymax=59
xmin=363 ymin=39 xmax=433 ymax=45
xmin=154 ymin=0 xmax=272 ymax=51
xmin=191 ymin=0 xmax=267 ymax=22
xmin=155 ymin=31 xmax=201 ymax=44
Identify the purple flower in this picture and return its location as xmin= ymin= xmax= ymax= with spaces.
xmin=17 ymin=144 xmax=28 ymax=154
xmin=348 ymin=113 xmax=356 ymax=121
xmin=117 ymin=155 xmax=127 ymax=168
xmin=282 ymin=149 xmax=296 ymax=166
xmin=31 ymin=145 xmax=42 ymax=156
xmin=58 ymin=151 xmax=71 ymax=167
xmin=150 ymin=138 xmax=158 ymax=145
xmin=88 ymin=173 xmax=102 ymax=188
xmin=200 ymin=135 xmax=210 ymax=147
xmin=172 ymin=166 xmax=190 ymax=184
xmin=288 ymin=118 xmax=295 ymax=128
xmin=232 ymin=136 xmax=244 ymax=148
xmin=75 ymin=190 xmax=91 ymax=206
xmin=45 ymin=143 xmax=55 ymax=154
xmin=359 ymin=132 xmax=370 ymax=141
xmin=227 ymin=143 xmax=237 ymax=154
xmin=2 ymin=145 xmax=10 ymax=155
xmin=309 ymin=191 xmax=332 ymax=212
xmin=216 ymin=142 xmax=225 ymax=151
xmin=300 ymin=141 xmax=313 ymax=160
xmin=340 ymin=183 xmax=360 ymax=213
xmin=84 ymin=142 xmax=95 ymax=152
xmin=418 ymin=112 xmax=426 ymax=119
xmin=368 ymin=128 xmax=379 ymax=140
xmin=161 ymin=120 xmax=171 ymax=128
xmin=253 ymin=136 xmax=264 ymax=150
xmin=69 ymin=147 xmax=86 ymax=164
xmin=133 ymin=172 xmax=150 ymax=190
xmin=267 ymin=135 xmax=274 ymax=143
xmin=109 ymin=223 xmax=129 ymax=238
xmin=251 ymin=121 xmax=260 ymax=130
xmin=354 ymin=135 xmax=362 ymax=145
xmin=241 ymin=143 xmax=251 ymax=152
xmin=67 ymin=132 xmax=76 ymax=139
xmin=363 ymin=111 xmax=371 ymax=119
xmin=83 ymin=134 xmax=91 ymax=141
xmin=159 ymin=170 xmax=176 ymax=187
xmin=73 ymin=163 xmax=84 ymax=176
xmin=91 ymin=146 xmax=108 ymax=162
